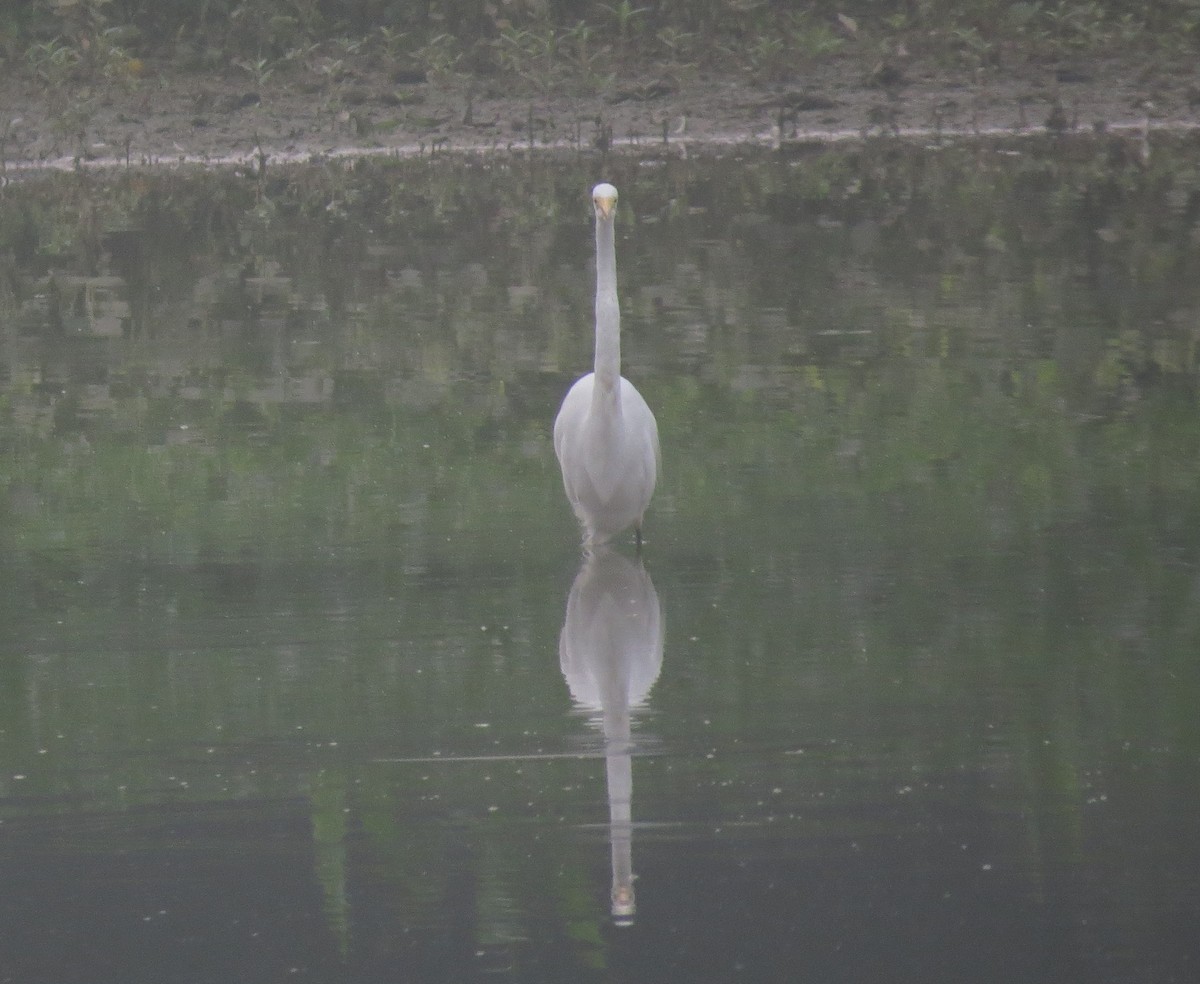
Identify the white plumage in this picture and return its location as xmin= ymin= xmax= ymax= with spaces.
xmin=554 ymin=183 xmax=660 ymax=548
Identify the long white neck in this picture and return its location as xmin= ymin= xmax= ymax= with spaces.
xmin=593 ymin=213 xmax=621 ymax=392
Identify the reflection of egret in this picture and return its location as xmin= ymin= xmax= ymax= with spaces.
xmin=554 ymin=183 xmax=660 ymax=549
xmin=559 ymin=547 xmax=663 ymax=923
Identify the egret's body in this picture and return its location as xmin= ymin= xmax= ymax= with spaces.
xmin=554 ymin=183 xmax=660 ymax=548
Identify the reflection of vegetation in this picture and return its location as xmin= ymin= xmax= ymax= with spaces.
xmin=2 ymin=137 xmax=1200 ymax=971
xmin=0 ymin=134 xmax=1195 ymax=566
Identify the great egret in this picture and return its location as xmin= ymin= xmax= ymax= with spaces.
xmin=553 ymin=183 xmax=660 ymax=548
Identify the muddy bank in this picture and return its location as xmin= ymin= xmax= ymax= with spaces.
xmin=3 ymin=52 xmax=1199 ymax=170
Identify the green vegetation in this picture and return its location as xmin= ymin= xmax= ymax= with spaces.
xmin=1 ymin=0 xmax=1197 ymax=94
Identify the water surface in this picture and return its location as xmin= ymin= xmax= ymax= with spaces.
xmin=1 ymin=137 xmax=1199 ymax=982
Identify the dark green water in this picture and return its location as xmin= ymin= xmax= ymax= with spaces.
xmin=1 ymin=136 xmax=1199 ymax=983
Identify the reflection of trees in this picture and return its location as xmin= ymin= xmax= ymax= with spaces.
xmin=4 ymin=141 xmax=1200 ymax=433
xmin=3 ymin=146 xmax=1199 ymax=657
xmin=3 ymin=142 xmax=1199 ymax=758
xmin=0 ymin=143 xmax=1198 ymax=966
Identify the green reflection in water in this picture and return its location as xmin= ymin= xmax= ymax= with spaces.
xmin=0 ymin=135 xmax=1198 ymax=978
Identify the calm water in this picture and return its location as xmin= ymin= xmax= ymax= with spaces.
xmin=1 ymin=137 xmax=1199 ymax=983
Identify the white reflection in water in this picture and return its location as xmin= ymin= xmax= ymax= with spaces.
xmin=558 ymin=547 xmax=663 ymax=924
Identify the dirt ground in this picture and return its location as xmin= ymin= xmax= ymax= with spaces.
xmin=3 ymin=51 xmax=1199 ymax=171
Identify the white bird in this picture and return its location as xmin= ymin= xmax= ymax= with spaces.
xmin=554 ymin=183 xmax=660 ymax=548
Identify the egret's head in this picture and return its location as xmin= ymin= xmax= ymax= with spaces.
xmin=592 ymin=183 xmax=618 ymax=221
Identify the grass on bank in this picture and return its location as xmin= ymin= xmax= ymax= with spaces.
xmin=1 ymin=0 xmax=1198 ymax=98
